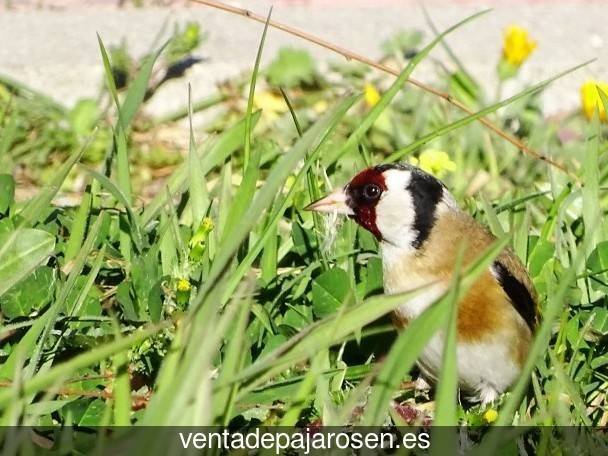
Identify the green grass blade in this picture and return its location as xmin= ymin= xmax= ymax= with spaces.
xmin=18 ymin=144 xmax=85 ymax=226
xmin=97 ymin=34 xmax=121 ymax=116
xmin=327 ymin=8 xmax=491 ymax=164
xmin=23 ymin=213 xmax=107 ymax=382
xmin=120 ymin=42 xmax=168 ymax=129
xmin=386 ymin=60 xmax=594 ymax=162
xmin=187 ymin=85 xmax=210 ymax=224
xmin=82 ymin=166 xmax=143 ymax=252
xmin=140 ymin=111 xmax=261 ymax=227
xmin=220 ymin=95 xmax=361 ymax=303
xmin=213 ymin=287 xmax=253 ymax=425
xmin=0 ymin=321 xmax=169 ymax=409
xmin=222 ymin=8 xmax=272 ymax=241
xmin=582 ymin=109 xmax=603 ymax=251
xmin=224 ymin=289 xmax=423 ymax=396
xmin=0 ymin=73 xmax=67 ymax=114
xmin=361 ymin=296 xmax=448 ymax=426
xmin=64 ymin=191 xmax=91 ymax=264
xmin=112 ymin=321 xmax=132 ymax=426
xmin=67 ymin=245 xmax=106 ymax=317
xmin=195 ymin=94 xmax=359 ymax=313
xmin=114 ymin=125 xmax=133 ymax=261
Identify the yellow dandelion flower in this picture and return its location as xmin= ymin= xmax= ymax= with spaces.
xmin=410 ymin=149 xmax=456 ymax=178
xmin=502 ymin=25 xmax=537 ymax=67
xmin=483 ymin=409 xmax=499 ymax=423
xmin=581 ymin=80 xmax=608 ymax=122
xmin=253 ymin=90 xmax=288 ymax=120
xmin=176 ymin=278 xmax=192 ymax=292
xmin=364 ymin=83 xmax=381 ymax=108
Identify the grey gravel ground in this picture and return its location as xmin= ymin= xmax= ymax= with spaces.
xmin=1 ymin=1 xmax=607 ymax=117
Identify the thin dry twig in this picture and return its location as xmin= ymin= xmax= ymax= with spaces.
xmin=0 ymin=380 xmax=151 ymax=411
xmin=190 ymin=0 xmax=571 ymax=176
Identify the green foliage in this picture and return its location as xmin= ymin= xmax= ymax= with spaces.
xmin=164 ymin=22 xmax=205 ymax=65
xmin=266 ymin=48 xmax=318 ymax=88
xmin=0 ymin=174 xmax=15 ymax=215
xmin=311 ymin=267 xmax=351 ymax=318
xmin=0 ymin=229 xmax=55 ymax=298
xmin=381 ymin=29 xmax=424 ymax=57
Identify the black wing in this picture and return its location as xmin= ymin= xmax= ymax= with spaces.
xmin=492 ymin=261 xmax=537 ymax=332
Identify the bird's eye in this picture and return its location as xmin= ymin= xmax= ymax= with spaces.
xmin=362 ymin=183 xmax=382 ymax=201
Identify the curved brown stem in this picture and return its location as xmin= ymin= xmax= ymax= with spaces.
xmin=190 ymin=0 xmax=573 ymax=177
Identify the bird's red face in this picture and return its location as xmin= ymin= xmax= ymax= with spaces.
xmin=305 ymin=166 xmax=389 ymax=240
xmin=305 ymin=167 xmax=387 ymax=239
xmin=341 ymin=167 xmax=387 ymax=239
xmin=306 ymin=164 xmax=449 ymax=249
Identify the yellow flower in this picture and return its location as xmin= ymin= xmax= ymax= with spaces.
xmin=312 ymin=99 xmax=328 ymax=114
xmin=410 ymin=149 xmax=456 ymax=178
xmin=502 ymin=25 xmax=537 ymax=67
xmin=253 ymin=90 xmax=288 ymax=120
xmin=200 ymin=217 xmax=214 ymax=234
xmin=364 ymin=83 xmax=381 ymax=108
xmin=176 ymin=279 xmax=192 ymax=292
xmin=581 ymin=80 xmax=608 ymax=122
xmin=483 ymin=409 xmax=498 ymax=423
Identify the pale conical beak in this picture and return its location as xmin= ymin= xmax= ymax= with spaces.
xmin=304 ymin=188 xmax=354 ymax=215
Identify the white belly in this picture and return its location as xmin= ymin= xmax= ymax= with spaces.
xmin=388 ymin=280 xmax=520 ymax=403
xmin=415 ymin=331 xmax=521 ymax=402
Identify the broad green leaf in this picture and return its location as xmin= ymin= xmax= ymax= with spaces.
xmin=587 ymin=241 xmax=608 ymax=293
xmin=0 ymin=266 xmax=55 ymax=319
xmin=266 ymin=48 xmax=316 ymax=88
xmin=0 ymin=174 xmax=15 ymax=214
xmin=78 ymin=399 xmax=107 ymax=427
xmin=0 ymin=229 xmax=55 ymax=298
xmin=69 ymin=99 xmax=99 ymax=136
xmin=312 ymin=267 xmax=351 ymax=318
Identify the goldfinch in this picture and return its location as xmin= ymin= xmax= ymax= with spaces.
xmin=306 ymin=163 xmax=538 ymax=404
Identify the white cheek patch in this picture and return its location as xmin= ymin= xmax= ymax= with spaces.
xmin=375 ymin=169 xmax=417 ymax=248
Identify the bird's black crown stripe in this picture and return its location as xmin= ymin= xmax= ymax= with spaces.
xmin=374 ymin=163 xmax=410 ymax=174
xmin=492 ymin=261 xmax=536 ymax=332
xmin=406 ymin=168 xmax=444 ymax=249
xmin=373 ymin=163 xmax=446 ymax=248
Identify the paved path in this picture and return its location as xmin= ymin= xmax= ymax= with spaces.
xmin=1 ymin=1 xmax=606 ymax=117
